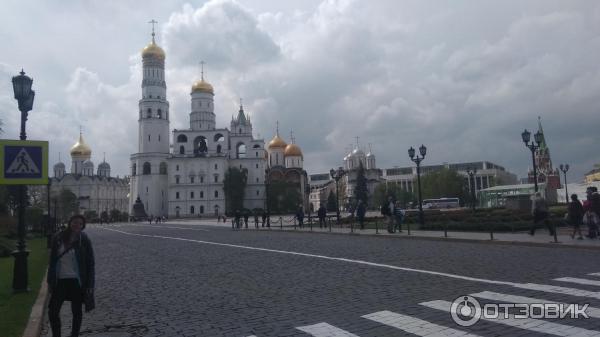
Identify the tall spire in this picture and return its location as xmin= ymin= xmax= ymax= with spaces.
xmin=149 ymin=19 xmax=158 ymax=43
xmin=200 ymin=60 xmax=205 ymax=80
xmin=276 ymin=120 xmax=280 ymax=136
xmin=537 ymin=116 xmax=547 ymax=150
xmin=290 ymin=130 xmax=295 ymax=144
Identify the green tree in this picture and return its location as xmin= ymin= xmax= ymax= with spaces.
xmin=420 ymin=168 xmax=469 ymax=205
xmin=326 ymin=190 xmax=337 ymax=212
xmin=354 ymin=161 xmax=369 ymax=206
xmin=110 ymin=209 xmax=121 ymax=222
xmin=53 ymin=189 xmax=79 ymax=223
xmin=84 ymin=210 xmax=98 ymax=222
xmin=224 ymin=167 xmax=248 ymax=215
xmin=267 ymin=181 xmax=301 ymax=213
xmin=373 ymin=183 xmax=415 ymax=209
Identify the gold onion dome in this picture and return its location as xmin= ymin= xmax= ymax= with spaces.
xmin=141 ymin=41 xmax=165 ymax=60
xmin=268 ymin=134 xmax=287 ymax=149
xmin=70 ymin=133 xmax=92 ymax=156
xmin=191 ymin=79 xmax=214 ymax=94
xmin=284 ymin=143 xmax=303 ymax=157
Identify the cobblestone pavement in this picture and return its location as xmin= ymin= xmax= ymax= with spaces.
xmin=41 ymin=222 xmax=600 ymax=336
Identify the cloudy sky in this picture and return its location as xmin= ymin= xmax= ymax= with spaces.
xmin=1 ymin=0 xmax=599 ymax=181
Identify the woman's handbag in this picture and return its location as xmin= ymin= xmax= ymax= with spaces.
xmin=84 ymin=289 xmax=95 ymax=312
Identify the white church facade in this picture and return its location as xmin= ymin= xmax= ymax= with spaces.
xmin=129 ymin=30 xmax=268 ymax=218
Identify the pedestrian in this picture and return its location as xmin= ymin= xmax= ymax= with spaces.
xmin=318 ymin=204 xmax=327 ymax=228
xmin=261 ymin=209 xmax=267 ymax=227
xmin=529 ymin=192 xmax=553 ymax=236
xmin=585 ymin=188 xmax=600 ymax=239
xmin=254 ymin=211 xmax=259 ymax=228
xmin=567 ymin=194 xmax=584 ymax=240
xmin=356 ymin=200 xmax=366 ymax=230
xmin=243 ymin=211 xmax=249 ymax=229
xmin=296 ymin=205 xmax=304 ymax=228
xmin=47 ymin=215 xmax=95 ymax=337
xmin=393 ymin=201 xmax=405 ymax=233
xmin=149 ymin=215 xmax=153 ymax=225
xmin=234 ymin=210 xmax=241 ymax=229
xmin=381 ymin=197 xmax=394 ymax=233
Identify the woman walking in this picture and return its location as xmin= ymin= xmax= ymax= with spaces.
xmin=567 ymin=194 xmax=584 ymax=240
xmin=47 ymin=215 xmax=95 ymax=337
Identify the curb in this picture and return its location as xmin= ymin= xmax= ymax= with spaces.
xmin=22 ymin=271 xmax=48 ymax=337
xmin=252 ymin=227 xmax=600 ymax=251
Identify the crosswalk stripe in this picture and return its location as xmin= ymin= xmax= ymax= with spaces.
xmin=554 ymin=277 xmax=600 ymax=287
xmin=589 ymin=273 xmax=600 ymax=277
xmin=296 ymin=322 xmax=360 ymax=337
xmin=362 ymin=310 xmax=481 ymax=336
xmin=419 ymin=300 xmax=600 ymax=336
xmin=514 ymin=283 xmax=600 ymax=300
xmin=471 ymin=291 xmax=600 ymax=318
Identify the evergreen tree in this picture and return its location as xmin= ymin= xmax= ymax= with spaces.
xmin=223 ymin=167 xmax=248 ymax=215
xmin=267 ymin=181 xmax=301 ymax=213
xmin=326 ymin=190 xmax=337 ymax=212
xmin=354 ymin=161 xmax=369 ymax=206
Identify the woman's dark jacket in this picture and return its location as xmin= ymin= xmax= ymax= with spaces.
xmin=47 ymin=231 xmax=95 ymax=290
xmin=568 ymin=200 xmax=584 ymax=223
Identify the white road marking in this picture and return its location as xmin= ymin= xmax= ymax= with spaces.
xmin=127 ymin=224 xmax=210 ymax=232
xmin=100 ymin=228 xmax=600 ymax=300
xmin=420 ymin=300 xmax=600 ymax=336
xmin=554 ymin=277 xmax=600 ymax=287
xmin=471 ymin=291 xmax=600 ymax=318
xmin=296 ymin=322 xmax=360 ymax=336
xmin=362 ymin=310 xmax=480 ymax=336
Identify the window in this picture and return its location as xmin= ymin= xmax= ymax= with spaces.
xmin=177 ymin=134 xmax=187 ymax=143
xmin=256 ymin=152 xmax=258 ymax=157
xmin=193 ymin=136 xmax=207 ymax=156
xmin=256 ymin=178 xmax=259 ymax=183
xmin=239 ymin=128 xmax=242 ymax=133
xmin=214 ymin=190 xmax=219 ymax=198
xmin=200 ymin=205 xmax=204 ymax=214
xmin=176 ymin=192 xmax=180 ymax=199
xmin=256 ymin=164 xmax=259 ymax=169
xmin=147 ymin=108 xmax=152 ymax=118
xmin=200 ymin=191 xmax=204 ymax=198
xmin=214 ymin=164 xmax=218 ymax=170
xmin=158 ymin=135 xmax=161 ymax=142
xmin=200 ymin=176 xmax=204 ymax=183
xmin=148 ymin=135 xmax=150 ymax=142
xmin=179 ymin=146 xmax=184 ymax=155
xmin=191 ymin=176 xmax=195 ymax=183
xmin=143 ymin=162 xmax=151 ymax=175
xmin=216 ymin=145 xmax=222 ymax=153
xmin=191 ymin=191 xmax=195 ymax=199
xmin=159 ymin=162 xmax=167 ymax=175
xmin=176 ymin=165 xmax=179 ymax=171
xmin=157 ymin=109 xmax=162 ymax=119
xmin=214 ymin=175 xmax=218 ymax=183
xmin=256 ymin=190 xmax=260 ymax=196
xmin=236 ymin=142 xmax=246 ymax=158
xmin=132 ymin=163 xmax=136 ymax=176
xmin=190 ymin=206 xmax=195 ymax=214
xmin=175 ymin=176 xmax=180 ymax=184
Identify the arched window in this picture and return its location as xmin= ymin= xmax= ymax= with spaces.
xmin=216 ymin=144 xmax=222 ymax=153
xmin=179 ymin=146 xmax=185 ymax=155
xmin=239 ymin=128 xmax=242 ymax=134
xmin=147 ymin=108 xmax=152 ymax=118
xmin=177 ymin=134 xmax=188 ymax=143
xmin=143 ymin=162 xmax=151 ymax=175
xmin=159 ymin=162 xmax=167 ymax=175
xmin=190 ymin=206 xmax=195 ymax=214
xmin=214 ymin=190 xmax=219 ymax=198
xmin=157 ymin=109 xmax=162 ymax=119
xmin=132 ymin=163 xmax=136 ymax=176
xmin=236 ymin=142 xmax=246 ymax=159
xmin=214 ymin=134 xmax=225 ymax=142
xmin=200 ymin=205 xmax=204 ymax=214
xmin=193 ymin=136 xmax=208 ymax=156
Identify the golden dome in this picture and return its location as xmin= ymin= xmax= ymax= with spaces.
xmin=191 ymin=79 xmax=214 ymax=94
xmin=268 ymin=134 xmax=287 ymax=149
xmin=284 ymin=143 xmax=303 ymax=157
xmin=141 ymin=41 xmax=165 ymax=60
xmin=70 ymin=133 xmax=92 ymax=157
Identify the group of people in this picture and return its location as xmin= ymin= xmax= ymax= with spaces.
xmin=147 ymin=215 xmax=165 ymax=224
xmin=381 ymin=196 xmax=405 ymax=233
xmin=232 ymin=209 xmax=269 ymax=229
xmin=530 ymin=186 xmax=600 ymax=239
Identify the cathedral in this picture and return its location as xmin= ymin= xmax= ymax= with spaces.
xmin=51 ymin=132 xmax=129 ymax=215
xmin=129 ymin=29 xmax=270 ymax=218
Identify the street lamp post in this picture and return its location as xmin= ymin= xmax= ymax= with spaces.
xmin=264 ymin=168 xmax=270 ymax=227
xmin=559 ymin=164 xmax=570 ymax=203
xmin=521 ymin=129 xmax=543 ymax=192
xmin=11 ymin=69 xmax=35 ymax=292
xmin=408 ymin=145 xmax=426 ymax=226
xmin=329 ymin=167 xmax=346 ymax=225
xmin=466 ymin=168 xmax=477 ymax=211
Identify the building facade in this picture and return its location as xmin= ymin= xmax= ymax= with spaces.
xmin=51 ymin=133 xmax=129 ymax=215
xmin=129 ymin=31 xmax=267 ymax=218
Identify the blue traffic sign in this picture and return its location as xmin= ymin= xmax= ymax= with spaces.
xmin=0 ymin=140 xmax=48 ymax=185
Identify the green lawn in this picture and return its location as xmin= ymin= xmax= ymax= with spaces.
xmin=0 ymin=238 xmax=48 ymax=337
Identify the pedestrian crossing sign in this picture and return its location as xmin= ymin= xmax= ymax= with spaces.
xmin=0 ymin=139 xmax=48 ymax=185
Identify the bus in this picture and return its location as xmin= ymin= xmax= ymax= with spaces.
xmin=422 ymin=198 xmax=460 ymax=209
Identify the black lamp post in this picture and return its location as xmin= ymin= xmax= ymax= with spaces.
xmin=11 ymin=69 xmax=35 ymax=293
xmin=330 ymin=166 xmax=346 ymax=225
xmin=409 ymin=145 xmax=426 ymax=226
xmin=466 ymin=168 xmax=477 ymax=211
xmin=559 ymin=164 xmax=569 ymax=203
xmin=521 ymin=129 xmax=543 ymax=192
xmin=264 ymin=168 xmax=270 ymax=227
